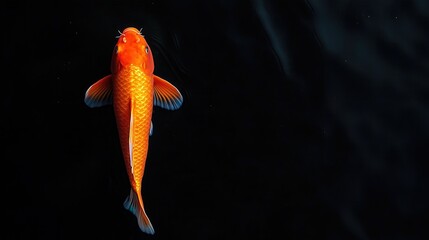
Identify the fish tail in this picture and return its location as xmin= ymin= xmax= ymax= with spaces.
xmin=123 ymin=189 xmax=155 ymax=234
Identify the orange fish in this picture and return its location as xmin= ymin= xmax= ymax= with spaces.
xmin=84 ymin=27 xmax=183 ymax=234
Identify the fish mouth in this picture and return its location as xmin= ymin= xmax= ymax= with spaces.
xmin=123 ymin=27 xmax=142 ymax=35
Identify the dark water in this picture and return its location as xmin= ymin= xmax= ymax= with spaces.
xmin=3 ymin=0 xmax=429 ymax=239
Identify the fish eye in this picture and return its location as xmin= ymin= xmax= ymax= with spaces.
xmin=145 ymin=46 xmax=149 ymax=54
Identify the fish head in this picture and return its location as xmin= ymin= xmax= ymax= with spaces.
xmin=112 ymin=27 xmax=154 ymax=74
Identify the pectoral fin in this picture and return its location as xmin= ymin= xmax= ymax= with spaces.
xmin=153 ymin=75 xmax=183 ymax=110
xmin=84 ymin=75 xmax=113 ymax=108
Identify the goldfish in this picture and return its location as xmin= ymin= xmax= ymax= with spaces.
xmin=84 ymin=27 xmax=183 ymax=234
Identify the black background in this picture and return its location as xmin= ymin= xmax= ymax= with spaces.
xmin=3 ymin=0 xmax=429 ymax=239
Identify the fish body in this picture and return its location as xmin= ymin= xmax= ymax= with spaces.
xmin=84 ymin=27 xmax=183 ymax=234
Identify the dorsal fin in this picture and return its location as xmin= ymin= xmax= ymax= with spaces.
xmin=129 ymin=98 xmax=135 ymax=175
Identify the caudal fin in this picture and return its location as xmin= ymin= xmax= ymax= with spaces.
xmin=123 ymin=189 xmax=155 ymax=234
